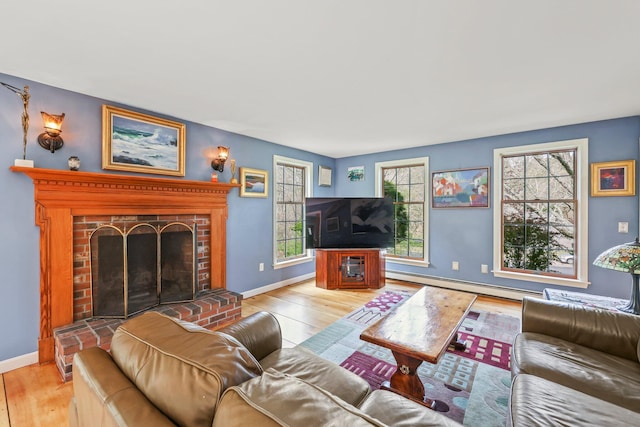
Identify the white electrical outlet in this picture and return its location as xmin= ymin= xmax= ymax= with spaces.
xmin=481 ymin=264 xmax=489 ymax=274
xmin=259 ymin=263 xmax=264 ymax=271
xmin=618 ymin=222 xmax=629 ymax=233
xmin=452 ymin=261 xmax=459 ymax=271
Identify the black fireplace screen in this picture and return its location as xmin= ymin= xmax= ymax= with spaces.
xmin=90 ymin=222 xmax=196 ymax=318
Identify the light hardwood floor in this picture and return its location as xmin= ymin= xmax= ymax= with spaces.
xmin=0 ymin=279 xmax=521 ymax=426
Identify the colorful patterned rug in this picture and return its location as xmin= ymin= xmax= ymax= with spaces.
xmin=298 ymin=290 xmax=521 ymax=426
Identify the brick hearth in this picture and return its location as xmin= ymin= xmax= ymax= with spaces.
xmin=54 ymin=288 xmax=241 ymax=382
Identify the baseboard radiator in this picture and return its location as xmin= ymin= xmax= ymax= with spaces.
xmin=386 ymin=270 xmax=542 ymax=301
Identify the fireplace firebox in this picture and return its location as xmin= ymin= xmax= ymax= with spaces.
xmin=90 ymin=222 xmax=196 ymax=318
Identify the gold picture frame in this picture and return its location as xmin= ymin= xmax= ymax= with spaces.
xmin=240 ymin=167 xmax=269 ymax=198
xmin=590 ymin=160 xmax=636 ymax=197
xmin=102 ymin=105 xmax=186 ymax=176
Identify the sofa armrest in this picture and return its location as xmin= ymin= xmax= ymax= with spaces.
xmin=217 ymin=311 xmax=282 ymax=361
xmin=72 ymin=347 xmax=176 ymax=426
xmin=521 ymin=297 xmax=640 ymax=361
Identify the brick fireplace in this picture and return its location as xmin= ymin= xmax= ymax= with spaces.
xmin=11 ymin=166 xmax=240 ymax=372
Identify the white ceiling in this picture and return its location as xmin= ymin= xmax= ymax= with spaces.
xmin=2 ymin=1 xmax=640 ymax=158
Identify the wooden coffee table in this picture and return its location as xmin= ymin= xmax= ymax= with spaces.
xmin=360 ymin=286 xmax=477 ymax=410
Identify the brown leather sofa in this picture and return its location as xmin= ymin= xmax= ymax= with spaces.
xmin=509 ymin=297 xmax=640 ymax=426
xmin=69 ymin=310 xmax=460 ymax=426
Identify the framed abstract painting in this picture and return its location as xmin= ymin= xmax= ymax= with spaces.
xmin=432 ymin=167 xmax=490 ymax=208
xmin=591 ymin=160 xmax=635 ymax=197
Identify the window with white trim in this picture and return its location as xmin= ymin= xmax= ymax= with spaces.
xmin=375 ymin=158 xmax=429 ymax=266
xmin=493 ymin=139 xmax=588 ymax=288
xmin=273 ymin=155 xmax=313 ymax=268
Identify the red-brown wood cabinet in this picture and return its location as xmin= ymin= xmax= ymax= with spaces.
xmin=315 ymin=248 xmax=385 ymax=289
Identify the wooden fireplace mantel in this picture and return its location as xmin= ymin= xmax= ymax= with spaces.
xmin=10 ymin=166 xmax=239 ymax=363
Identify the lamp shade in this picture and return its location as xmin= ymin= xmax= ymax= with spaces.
xmin=217 ymin=146 xmax=229 ymax=160
xmin=593 ymin=237 xmax=640 ymax=274
xmin=41 ymin=111 xmax=65 ymax=135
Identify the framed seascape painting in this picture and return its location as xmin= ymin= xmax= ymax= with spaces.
xmin=102 ymin=105 xmax=186 ymax=176
xmin=432 ymin=167 xmax=490 ymax=208
xmin=240 ymin=167 xmax=269 ymax=198
xmin=591 ymin=160 xmax=636 ymax=197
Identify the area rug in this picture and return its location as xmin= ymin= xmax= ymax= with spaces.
xmin=298 ymin=290 xmax=521 ymax=426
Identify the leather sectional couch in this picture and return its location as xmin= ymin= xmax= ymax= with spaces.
xmin=69 ymin=310 xmax=460 ymax=426
xmin=509 ymin=297 xmax=640 ymax=426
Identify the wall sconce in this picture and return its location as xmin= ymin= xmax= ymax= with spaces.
xmin=37 ymin=112 xmax=65 ymax=153
xmin=211 ymin=146 xmax=229 ymax=172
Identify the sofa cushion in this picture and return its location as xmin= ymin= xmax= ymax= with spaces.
xmin=508 ymin=374 xmax=639 ymax=426
xmin=213 ymin=369 xmax=385 ymax=427
xmin=512 ymin=332 xmax=640 ymax=412
xmin=260 ymin=346 xmax=371 ymax=406
xmin=359 ymin=389 xmax=462 ymax=426
xmin=110 ymin=312 xmax=262 ymax=427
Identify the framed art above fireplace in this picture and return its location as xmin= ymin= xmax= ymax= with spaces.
xmin=102 ymin=105 xmax=186 ymax=176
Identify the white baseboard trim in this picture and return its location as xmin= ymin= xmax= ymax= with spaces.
xmin=0 ymin=351 xmax=38 ymax=374
xmin=386 ymin=271 xmax=542 ymax=301
xmin=242 ymin=272 xmax=315 ymax=299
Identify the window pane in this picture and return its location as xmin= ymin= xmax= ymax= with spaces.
xmin=525 ymin=154 xmax=549 ymax=178
xmin=550 ymin=176 xmax=574 ymax=199
xmin=396 ymin=167 xmax=410 ymax=184
xmin=410 ymin=183 xmax=425 ymax=201
xmin=525 ymin=178 xmax=548 ymax=200
xmin=503 ymin=156 xmax=525 ymax=178
xmin=409 ymin=239 xmax=423 ymax=258
xmin=408 ymin=204 xmax=423 ymax=222
xmin=503 ymin=178 xmax=525 ymax=200
xmin=549 ymin=151 xmax=574 ymax=176
xmin=396 ymin=184 xmax=410 ymax=200
xmin=410 ymin=166 xmax=425 ymax=183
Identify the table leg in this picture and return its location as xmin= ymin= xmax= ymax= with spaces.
xmin=388 ymin=351 xmax=424 ymax=399
xmin=382 ymin=351 xmax=449 ymax=412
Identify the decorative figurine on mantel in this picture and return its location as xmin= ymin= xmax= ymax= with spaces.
xmin=230 ymin=159 xmax=238 ymax=184
xmin=1 ymin=82 xmax=33 ymax=167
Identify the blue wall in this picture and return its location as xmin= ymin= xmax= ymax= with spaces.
xmin=336 ymin=117 xmax=640 ymax=298
xmin=0 ymin=73 xmax=333 ymax=361
xmin=1 ymin=71 xmax=639 ymax=363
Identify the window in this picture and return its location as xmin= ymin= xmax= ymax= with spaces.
xmin=493 ymin=139 xmax=588 ymax=287
xmin=375 ymin=158 xmax=429 ymax=266
xmin=273 ymin=155 xmax=313 ymax=268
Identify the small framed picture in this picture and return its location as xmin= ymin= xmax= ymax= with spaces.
xmin=591 ymin=160 xmax=636 ymax=197
xmin=102 ymin=105 xmax=186 ymax=176
xmin=319 ymin=165 xmax=332 ymax=187
xmin=348 ymin=166 xmax=365 ymax=182
xmin=240 ymin=167 xmax=269 ymax=198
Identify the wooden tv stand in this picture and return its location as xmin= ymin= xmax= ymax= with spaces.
xmin=315 ymin=248 xmax=385 ymax=290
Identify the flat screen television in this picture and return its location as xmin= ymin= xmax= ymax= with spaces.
xmin=305 ymin=197 xmax=395 ymax=249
